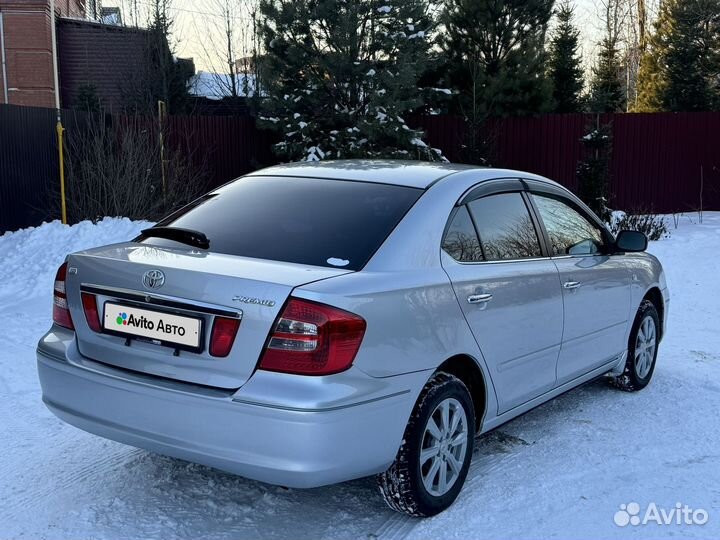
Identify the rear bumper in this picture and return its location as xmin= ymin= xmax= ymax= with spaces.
xmin=37 ymin=331 xmax=426 ymax=488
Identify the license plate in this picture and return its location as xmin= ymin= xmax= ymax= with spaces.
xmin=103 ymin=302 xmax=202 ymax=350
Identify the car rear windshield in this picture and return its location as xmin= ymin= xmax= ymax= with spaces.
xmin=141 ymin=176 xmax=423 ymax=271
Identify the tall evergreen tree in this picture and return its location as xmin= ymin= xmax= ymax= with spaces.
xmin=635 ymin=0 xmax=720 ymax=112
xmin=441 ymin=0 xmax=554 ymax=118
xmin=257 ymin=0 xmax=442 ymax=162
xmin=123 ymin=0 xmax=193 ymax=114
xmin=439 ymin=0 xmax=553 ymax=163
xmin=547 ymin=1 xmax=585 ymax=112
xmin=577 ymin=120 xmax=612 ymax=221
xmin=589 ymin=37 xmax=625 ymax=112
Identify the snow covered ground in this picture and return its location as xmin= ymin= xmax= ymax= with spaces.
xmin=1 ymin=214 xmax=719 ymax=540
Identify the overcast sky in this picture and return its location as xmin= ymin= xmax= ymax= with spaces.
xmin=102 ymin=0 xmax=643 ymax=74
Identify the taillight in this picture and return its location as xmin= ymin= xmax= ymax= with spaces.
xmin=259 ymin=298 xmax=366 ymax=375
xmin=209 ymin=316 xmax=241 ymax=357
xmin=52 ymin=262 xmax=74 ymax=330
xmin=81 ymin=292 xmax=102 ymax=332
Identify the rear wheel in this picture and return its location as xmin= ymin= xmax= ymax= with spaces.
xmin=377 ymin=372 xmax=475 ymax=517
xmin=613 ymin=300 xmax=660 ymax=392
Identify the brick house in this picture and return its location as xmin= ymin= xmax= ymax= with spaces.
xmin=0 ymin=0 xmax=84 ymax=107
xmin=0 ymin=0 xmax=176 ymax=111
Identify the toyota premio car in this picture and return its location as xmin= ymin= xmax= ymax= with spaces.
xmin=37 ymin=161 xmax=669 ymax=516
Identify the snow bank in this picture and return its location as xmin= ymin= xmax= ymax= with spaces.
xmin=0 ymin=218 xmax=151 ymax=305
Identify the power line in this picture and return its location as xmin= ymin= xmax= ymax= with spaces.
xmin=123 ymin=0 xmax=256 ymax=22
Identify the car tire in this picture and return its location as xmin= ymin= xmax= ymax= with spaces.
xmin=377 ymin=371 xmax=475 ymax=517
xmin=612 ymin=299 xmax=660 ymax=392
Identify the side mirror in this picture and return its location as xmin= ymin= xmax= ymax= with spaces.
xmin=615 ymin=230 xmax=648 ymax=253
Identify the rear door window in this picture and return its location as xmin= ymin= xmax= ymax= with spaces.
xmin=442 ymin=206 xmax=484 ymax=262
xmin=141 ymin=176 xmax=422 ymax=271
xmin=468 ymin=193 xmax=542 ymax=261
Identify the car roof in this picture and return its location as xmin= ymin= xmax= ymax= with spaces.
xmin=245 ymin=159 xmax=554 ymax=190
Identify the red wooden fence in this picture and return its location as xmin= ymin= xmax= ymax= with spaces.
xmin=163 ymin=114 xmax=276 ymax=190
xmin=2 ymin=104 xmax=720 ymax=232
xmin=415 ymin=112 xmax=720 ymax=214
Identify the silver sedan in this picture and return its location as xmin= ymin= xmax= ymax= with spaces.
xmin=37 ymin=160 xmax=669 ymax=516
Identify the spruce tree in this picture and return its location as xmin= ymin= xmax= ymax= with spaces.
xmin=635 ymin=0 xmax=720 ymax=112
xmin=123 ymin=1 xmax=192 ymax=114
xmin=441 ymin=0 xmax=555 ymax=118
xmin=589 ymin=37 xmax=625 ymax=113
xmin=439 ymin=0 xmax=553 ymax=163
xmin=577 ymin=120 xmax=612 ymax=221
xmin=76 ymin=84 xmax=101 ymax=113
xmin=547 ymin=1 xmax=585 ymax=113
xmin=257 ymin=0 xmax=443 ymax=162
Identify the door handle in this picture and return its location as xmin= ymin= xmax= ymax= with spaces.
xmin=563 ymin=281 xmax=582 ymax=290
xmin=467 ymin=293 xmax=493 ymax=305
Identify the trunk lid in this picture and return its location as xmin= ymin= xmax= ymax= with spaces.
xmin=66 ymin=242 xmax=351 ymax=388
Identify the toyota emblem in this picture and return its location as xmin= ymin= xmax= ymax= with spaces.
xmin=142 ymin=269 xmax=165 ymax=289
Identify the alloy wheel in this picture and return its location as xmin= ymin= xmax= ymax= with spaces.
xmin=420 ymin=397 xmax=469 ymax=497
xmin=634 ymin=315 xmax=657 ymax=379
